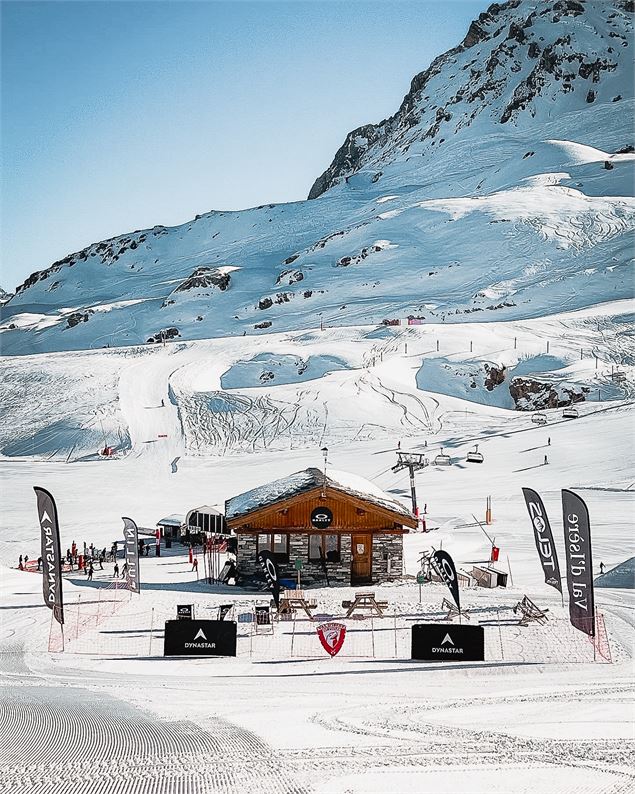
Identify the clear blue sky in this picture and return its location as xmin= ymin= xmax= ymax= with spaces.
xmin=1 ymin=0 xmax=488 ymax=291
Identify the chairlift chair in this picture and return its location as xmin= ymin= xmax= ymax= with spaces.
xmin=531 ymin=412 xmax=547 ymax=426
xmin=562 ymin=406 xmax=579 ymax=419
xmin=466 ymin=444 xmax=484 ymax=464
xmin=433 ymin=448 xmax=452 ymax=466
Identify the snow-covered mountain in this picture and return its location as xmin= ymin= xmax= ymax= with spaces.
xmin=1 ymin=0 xmax=633 ymax=358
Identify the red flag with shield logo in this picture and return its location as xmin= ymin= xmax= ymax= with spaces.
xmin=316 ymin=622 xmax=346 ymax=656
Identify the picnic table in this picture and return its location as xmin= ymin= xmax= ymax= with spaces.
xmin=343 ymin=591 xmax=388 ymax=618
xmin=277 ymin=589 xmax=318 ymax=619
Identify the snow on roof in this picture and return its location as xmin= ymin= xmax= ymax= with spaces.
xmin=225 ymin=467 xmax=413 ymax=521
xmin=188 ymin=505 xmax=223 ymax=515
xmin=157 ymin=514 xmax=184 ymax=526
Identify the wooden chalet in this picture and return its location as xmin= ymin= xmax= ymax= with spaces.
xmin=225 ymin=467 xmax=416 ymax=586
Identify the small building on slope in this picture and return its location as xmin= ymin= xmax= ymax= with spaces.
xmin=225 ymin=467 xmax=416 ymax=586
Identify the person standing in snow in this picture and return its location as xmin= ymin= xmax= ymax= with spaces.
xmin=24 ymin=555 xmax=29 ymax=567
xmin=544 ymin=455 xmax=549 ymax=465
xmin=113 ymin=561 xmax=119 ymax=578
xmin=98 ymin=553 xmax=104 ymax=570
xmin=37 ymin=557 xmax=42 ymax=571
xmin=547 ymin=437 xmax=551 ymax=446
xmin=18 ymin=555 xmax=23 ymax=571
xmin=87 ymin=562 xmax=94 ymax=581
xmin=599 ymin=561 xmax=605 ymax=575
xmin=121 ymin=561 xmax=128 ymax=579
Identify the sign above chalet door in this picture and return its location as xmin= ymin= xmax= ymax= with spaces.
xmin=351 ymin=534 xmax=371 ymax=584
xmin=311 ymin=507 xmax=333 ymax=529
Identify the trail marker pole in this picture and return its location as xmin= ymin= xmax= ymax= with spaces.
xmin=371 ymin=615 xmax=376 ymax=658
xmin=148 ymin=607 xmax=154 ymax=656
xmin=497 ymin=607 xmax=504 ymax=661
xmin=393 ymin=614 xmax=398 ymax=658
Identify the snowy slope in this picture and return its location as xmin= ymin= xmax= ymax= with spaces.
xmin=1 ymin=300 xmax=632 ymax=461
xmin=1 ymin=0 xmax=633 ymax=356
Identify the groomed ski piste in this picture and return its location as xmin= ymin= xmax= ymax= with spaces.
xmin=1 ymin=299 xmax=634 ymax=794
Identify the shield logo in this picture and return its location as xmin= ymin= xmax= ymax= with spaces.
xmin=316 ymin=622 xmax=346 ymax=657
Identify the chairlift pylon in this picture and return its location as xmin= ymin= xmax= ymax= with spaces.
xmin=466 ymin=444 xmax=484 ymax=464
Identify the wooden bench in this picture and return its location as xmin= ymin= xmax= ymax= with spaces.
xmin=514 ymin=595 xmax=549 ymax=626
xmin=278 ymin=589 xmax=318 ymax=619
xmin=345 ymin=591 xmax=388 ymax=617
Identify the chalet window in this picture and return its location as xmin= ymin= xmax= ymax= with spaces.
xmin=257 ymin=533 xmax=289 ymax=562
xmin=257 ymin=534 xmax=272 ymax=553
xmin=309 ymin=534 xmax=340 ymax=563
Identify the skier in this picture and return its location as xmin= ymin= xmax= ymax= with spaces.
xmin=161 ymin=399 xmax=165 ymax=407
xmin=87 ymin=562 xmax=94 ymax=581
xmin=71 ymin=541 xmax=77 ymax=558
xmin=24 ymin=555 xmax=29 ymax=567
xmin=113 ymin=562 xmax=119 ymax=578
xmin=121 ymin=561 xmax=128 ymax=579
xmin=98 ymin=553 xmax=104 ymax=570
xmin=37 ymin=557 xmax=42 ymax=571
xmin=544 ymin=455 xmax=549 ymax=465
xmin=547 ymin=437 xmax=551 ymax=446
xmin=599 ymin=561 xmax=605 ymax=575
xmin=18 ymin=555 xmax=23 ymax=571
xmin=192 ymin=557 xmax=199 ymax=574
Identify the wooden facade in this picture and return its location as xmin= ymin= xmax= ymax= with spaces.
xmin=226 ymin=475 xmax=416 ymax=587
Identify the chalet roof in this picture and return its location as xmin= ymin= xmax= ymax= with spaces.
xmin=157 ymin=514 xmax=184 ymax=527
xmin=225 ymin=467 xmax=413 ymax=522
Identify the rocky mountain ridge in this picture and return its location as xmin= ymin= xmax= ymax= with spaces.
xmin=309 ymin=0 xmax=632 ymax=198
xmin=1 ymin=0 xmax=633 ymax=361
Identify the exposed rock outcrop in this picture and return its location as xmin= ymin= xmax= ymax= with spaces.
xmin=146 ymin=327 xmax=180 ymax=344
xmin=66 ymin=310 xmax=94 ymax=329
xmin=484 ymin=364 xmax=507 ymax=391
xmin=174 ymin=267 xmax=231 ymax=293
xmin=509 ymin=377 xmax=588 ymax=410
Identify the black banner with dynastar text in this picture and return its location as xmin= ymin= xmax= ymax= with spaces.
xmin=122 ymin=517 xmax=141 ymax=593
xmin=257 ymin=549 xmax=280 ymax=608
xmin=522 ymin=487 xmax=562 ymax=593
xmin=562 ymin=489 xmax=595 ymax=637
xmin=430 ymin=549 xmax=460 ymax=612
xmin=34 ymin=487 xmax=64 ymax=625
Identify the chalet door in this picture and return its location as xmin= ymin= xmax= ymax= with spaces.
xmin=351 ymin=534 xmax=372 ymax=584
